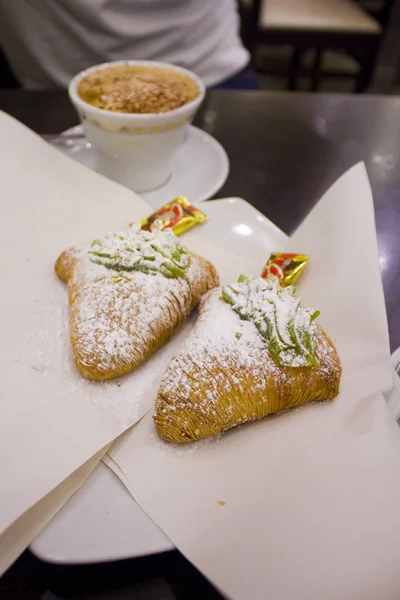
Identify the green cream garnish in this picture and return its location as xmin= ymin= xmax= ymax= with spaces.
xmin=223 ymin=275 xmax=320 ymax=367
xmin=88 ymin=225 xmax=189 ymax=279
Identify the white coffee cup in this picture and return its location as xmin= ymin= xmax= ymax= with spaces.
xmin=68 ymin=60 xmax=205 ymax=193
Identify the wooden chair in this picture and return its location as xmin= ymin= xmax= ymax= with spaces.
xmin=241 ymin=0 xmax=390 ymax=91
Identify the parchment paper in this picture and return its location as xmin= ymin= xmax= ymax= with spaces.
xmin=0 ymin=444 xmax=109 ymax=575
xmin=108 ymin=163 xmax=400 ymax=600
xmin=0 ymin=110 xmax=256 ymax=570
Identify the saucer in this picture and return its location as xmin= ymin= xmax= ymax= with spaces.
xmin=51 ymin=125 xmax=230 ymax=208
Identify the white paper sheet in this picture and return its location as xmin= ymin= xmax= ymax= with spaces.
xmin=0 ymin=444 xmax=109 ymax=575
xmin=0 ymin=110 xmax=258 ymax=568
xmin=0 ymin=110 xmax=149 ymax=543
xmin=108 ymin=164 xmax=400 ymax=600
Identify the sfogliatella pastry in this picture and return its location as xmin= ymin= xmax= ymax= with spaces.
xmin=155 ymin=275 xmax=341 ymax=442
xmin=55 ymin=225 xmax=219 ymax=381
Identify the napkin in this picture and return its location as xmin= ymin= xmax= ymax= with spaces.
xmin=107 ymin=163 xmax=400 ymax=600
xmin=0 ymin=444 xmax=109 ymax=575
xmin=0 ymin=109 xmax=154 ymax=573
xmin=0 ymin=110 xmax=256 ymax=572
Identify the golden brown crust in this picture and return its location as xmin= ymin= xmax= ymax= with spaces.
xmin=154 ymin=290 xmax=341 ymax=443
xmin=55 ymin=248 xmax=219 ymax=381
xmin=54 ymin=247 xmax=77 ymax=283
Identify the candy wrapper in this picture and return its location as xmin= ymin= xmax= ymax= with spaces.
xmin=262 ymin=252 xmax=309 ymax=286
xmin=139 ymin=196 xmax=207 ymax=236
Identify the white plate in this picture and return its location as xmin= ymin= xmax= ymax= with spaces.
xmin=51 ymin=125 xmax=229 ymax=208
xmin=30 ymin=197 xmax=287 ymax=564
xmin=31 ymin=198 xmax=400 ymax=564
xmin=388 ymin=348 xmax=400 ymax=421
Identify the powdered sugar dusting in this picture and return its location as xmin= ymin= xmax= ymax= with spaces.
xmin=160 ymin=289 xmax=278 ymax=398
xmin=88 ymin=225 xmax=189 ymax=279
xmin=223 ymin=277 xmax=319 ymax=367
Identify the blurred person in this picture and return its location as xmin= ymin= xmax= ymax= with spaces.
xmin=0 ymin=0 xmax=259 ymax=90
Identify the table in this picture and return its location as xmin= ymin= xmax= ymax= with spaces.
xmin=1 ymin=89 xmax=400 ymax=599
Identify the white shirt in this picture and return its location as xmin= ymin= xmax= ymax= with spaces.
xmin=0 ymin=0 xmax=249 ymax=89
